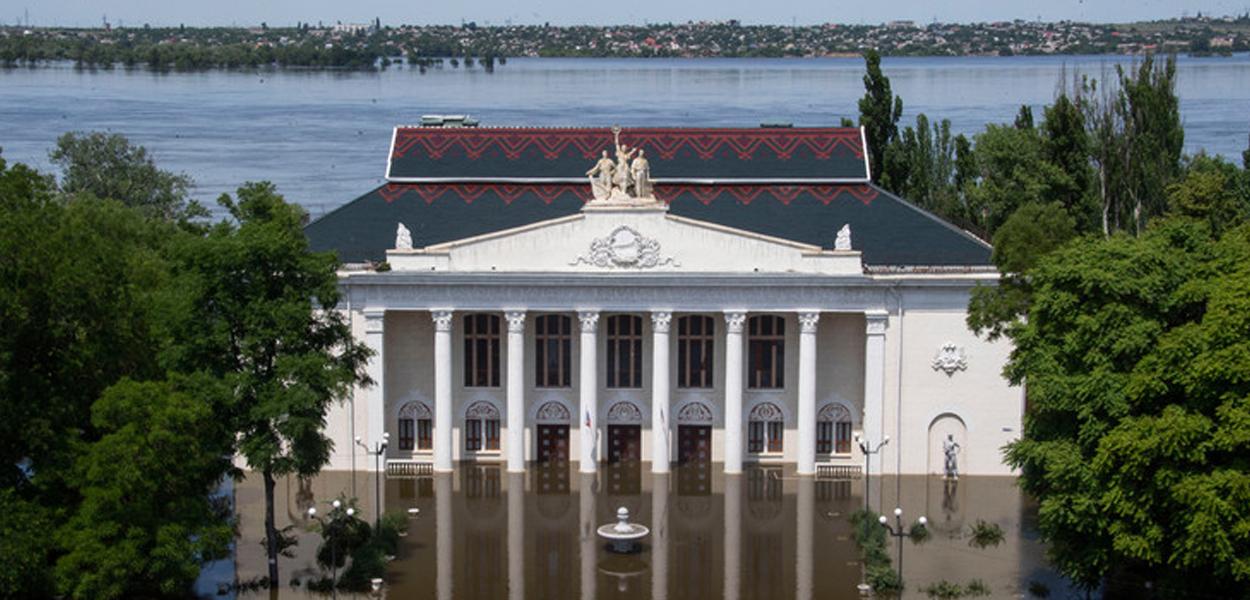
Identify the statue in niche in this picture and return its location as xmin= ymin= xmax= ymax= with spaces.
xmin=943 ymin=434 xmax=962 ymax=480
xmin=395 ymin=222 xmax=413 ymax=250
xmin=631 ymin=149 xmax=652 ymax=198
xmin=586 ymin=150 xmax=616 ymax=200
xmin=835 ymin=224 xmax=852 ymax=251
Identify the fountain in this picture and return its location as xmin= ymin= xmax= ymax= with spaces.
xmin=597 ymin=506 xmax=650 ymax=553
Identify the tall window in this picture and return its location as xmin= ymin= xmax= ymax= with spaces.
xmin=747 ymin=402 xmax=784 ymax=454
xmin=465 ymin=402 xmax=501 ymax=452
xmin=535 ymin=315 xmax=572 ymax=388
xmin=748 ymin=315 xmax=785 ymax=389
xmin=817 ymin=404 xmax=853 ymax=455
xmin=677 ymin=315 xmax=715 ymax=388
xmin=464 ymin=314 xmax=501 ymax=388
xmin=398 ymin=402 xmax=433 ymax=451
xmin=606 ymin=315 xmax=643 ymax=388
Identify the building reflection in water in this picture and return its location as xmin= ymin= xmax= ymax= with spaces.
xmin=224 ymin=465 xmax=1075 ymax=600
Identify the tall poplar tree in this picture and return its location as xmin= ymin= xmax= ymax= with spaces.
xmin=858 ymin=49 xmax=902 ymax=183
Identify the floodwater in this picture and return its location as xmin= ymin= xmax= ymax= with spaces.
xmin=1 ymin=55 xmax=1249 ymax=221
xmin=211 ymin=463 xmax=1082 ymax=599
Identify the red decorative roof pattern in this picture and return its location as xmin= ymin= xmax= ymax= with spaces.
xmin=375 ymin=182 xmax=877 ymax=206
xmin=392 ymin=127 xmax=864 ymax=161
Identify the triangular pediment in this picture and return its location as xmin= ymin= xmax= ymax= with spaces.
xmin=386 ymin=204 xmax=862 ymax=275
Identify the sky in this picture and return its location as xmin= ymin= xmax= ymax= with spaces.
xmin=8 ymin=0 xmax=1250 ymax=28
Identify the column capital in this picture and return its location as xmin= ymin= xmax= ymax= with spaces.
xmin=577 ymin=310 xmax=600 ymax=333
xmin=363 ymin=308 xmax=386 ymax=334
xmin=865 ymin=310 xmax=888 ymax=336
xmin=504 ymin=310 xmax=527 ymax=333
xmin=797 ymin=311 xmax=821 ymax=334
xmin=432 ymin=309 xmax=454 ymax=332
xmin=724 ymin=311 xmax=747 ymax=334
xmin=651 ymin=311 xmax=673 ymax=333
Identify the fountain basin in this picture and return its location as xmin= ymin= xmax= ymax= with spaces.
xmin=597 ymin=507 xmax=650 ymax=553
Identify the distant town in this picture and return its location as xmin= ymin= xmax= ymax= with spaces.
xmin=2 ymin=15 xmax=1249 ymax=70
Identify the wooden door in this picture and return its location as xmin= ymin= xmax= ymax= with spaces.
xmin=678 ymin=425 xmax=712 ymax=464
xmin=607 ymin=424 xmax=641 ymax=463
xmin=536 ymin=424 xmax=569 ymax=464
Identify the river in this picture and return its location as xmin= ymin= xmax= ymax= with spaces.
xmin=1 ymin=55 xmax=1248 ymax=219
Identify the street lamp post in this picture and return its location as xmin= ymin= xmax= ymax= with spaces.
xmin=308 ymin=500 xmax=356 ymax=599
xmin=855 ymin=434 xmax=889 ymax=512
xmin=878 ymin=507 xmax=927 ymax=580
xmin=356 ymin=433 xmax=389 ymax=528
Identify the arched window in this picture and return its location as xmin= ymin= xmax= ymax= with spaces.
xmin=748 ymin=315 xmax=785 ymax=389
xmin=464 ymin=314 xmax=501 ymax=388
xmin=535 ymin=314 xmax=572 ymax=388
xmin=817 ymin=404 xmax=853 ymax=455
xmin=747 ymin=402 xmax=784 ymax=454
xmin=465 ymin=401 xmax=501 ymax=452
xmin=398 ymin=401 xmax=433 ymax=451
xmin=677 ymin=315 xmax=715 ymax=388
xmin=606 ymin=315 xmax=643 ymax=388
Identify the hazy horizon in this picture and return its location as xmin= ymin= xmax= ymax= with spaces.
xmin=7 ymin=0 xmax=1249 ymax=29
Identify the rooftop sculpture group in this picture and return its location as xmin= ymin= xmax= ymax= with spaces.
xmin=586 ymin=126 xmax=656 ymax=204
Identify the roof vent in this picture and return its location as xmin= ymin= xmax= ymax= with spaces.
xmin=419 ymin=114 xmax=479 ymax=128
xmin=760 ymin=121 xmax=793 ymax=128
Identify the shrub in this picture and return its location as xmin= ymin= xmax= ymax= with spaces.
xmin=968 ymin=519 xmax=1005 ymax=548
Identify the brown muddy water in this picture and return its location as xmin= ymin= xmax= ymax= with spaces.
xmin=211 ymin=463 xmax=1080 ymax=599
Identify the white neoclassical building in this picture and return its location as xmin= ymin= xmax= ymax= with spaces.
xmin=306 ymin=124 xmax=1023 ymax=477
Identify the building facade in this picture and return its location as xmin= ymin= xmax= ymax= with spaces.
xmin=306 ymin=125 xmax=1022 ymax=477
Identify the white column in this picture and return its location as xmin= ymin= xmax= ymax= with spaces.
xmin=723 ymin=311 xmax=747 ymax=475
xmin=797 ymin=312 xmax=820 ymax=476
xmin=863 ymin=310 xmax=889 ymax=477
xmin=796 ymin=477 xmax=814 ymax=600
xmin=432 ymin=310 xmax=454 ymax=473
xmin=435 ymin=472 xmax=453 ymax=600
xmin=578 ymin=311 xmax=600 ymax=473
xmin=724 ymin=474 xmax=742 ymax=600
xmin=362 ymin=308 xmax=387 ymax=455
xmin=505 ymin=310 xmax=527 ymax=473
xmin=507 ymin=472 xmax=525 ymax=600
xmin=652 ymin=473 xmax=670 ymax=600
xmin=579 ymin=472 xmax=597 ymax=600
xmin=651 ymin=311 xmax=673 ymax=473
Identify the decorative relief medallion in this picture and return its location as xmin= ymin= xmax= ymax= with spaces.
xmin=651 ymin=311 xmax=673 ymax=333
xmin=505 ymin=310 xmax=527 ymax=333
xmin=748 ymin=402 xmax=784 ymax=423
xmin=431 ymin=310 xmax=454 ymax=332
xmin=798 ymin=312 xmax=821 ymax=334
xmin=465 ymin=401 xmax=500 ymax=420
xmin=931 ymin=342 xmax=968 ymax=376
xmin=577 ymin=310 xmax=600 ymax=333
xmin=606 ymin=401 xmax=643 ymax=424
xmin=570 ymin=226 xmax=677 ymax=269
xmin=724 ymin=311 xmax=747 ymax=334
xmin=536 ymin=401 xmax=571 ymax=424
xmin=676 ymin=401 xmax=714 ymax=425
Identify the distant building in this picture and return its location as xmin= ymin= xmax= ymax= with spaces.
xmin=306 ymin=123 xmax=1022 ymax=479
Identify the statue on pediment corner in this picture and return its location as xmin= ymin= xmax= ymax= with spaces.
xmin=835 ymin=224 xmax=852 ymax=251
xmin=395 ymin=222 xmax=413 ymax=250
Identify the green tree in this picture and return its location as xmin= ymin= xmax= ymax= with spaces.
xmin=163 ymin=182 xmax=372 ymax=588
xmin=1002 ymin=219 xmax=1250 ymax=594
xmin=0 ymin=489 xmax=55 ymax=599
xmin=1167 ymin=154 xmax=1250 ymax=235
xmin=1040 ymin=93 xmax=1098 ymax=231
xmin=963 ymin=123 xmax=1066 ymax=235
xmin=54 ymin=379 xmax=234 ymax=600
xmin=1013 ymin=104 xmax=1035 ymax=130
xmin=858 ymin=49 xmax=902 ymax=182
xmin=49 ymin=132 xmax=205 ymax=222
xmin=1117 ymin=55 xmax=1185 ymax=234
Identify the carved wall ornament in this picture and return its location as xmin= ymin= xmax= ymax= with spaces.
xmin=835 ymin=224 xmax=852 ymax=251
xmin=931 ymin=342 xmax=968 ymax=375
xmin=724 ymin=311 xmax=747 ymax=334
xmin=651 ymin=311 xmax=673 ymax=333
xmin=817 ymin=403 xmax=851 ymax=423
xmin=676 ymin=401 xmax=714 ymax=425
xmin=505 ymin=310 xmax=527 ymax=333
xmin=398 ymin=401 xmax=433 ymax=420
xmin=465 ymin=401 xmax=500 ymax=420
xmin=431 ymin=310 xmax=454 ymax=332
xmin=748 ymin=402 xmax=784 ymax=423
xmin=395 ymin=222 xmax=413 ymax=250
xmin=536 ymin=401 xmax=571 ymax=424
xmin=571 ymin=226 xmax=677 ymax=269
xmin=606 ymin=401 xmax=643 ymax=424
